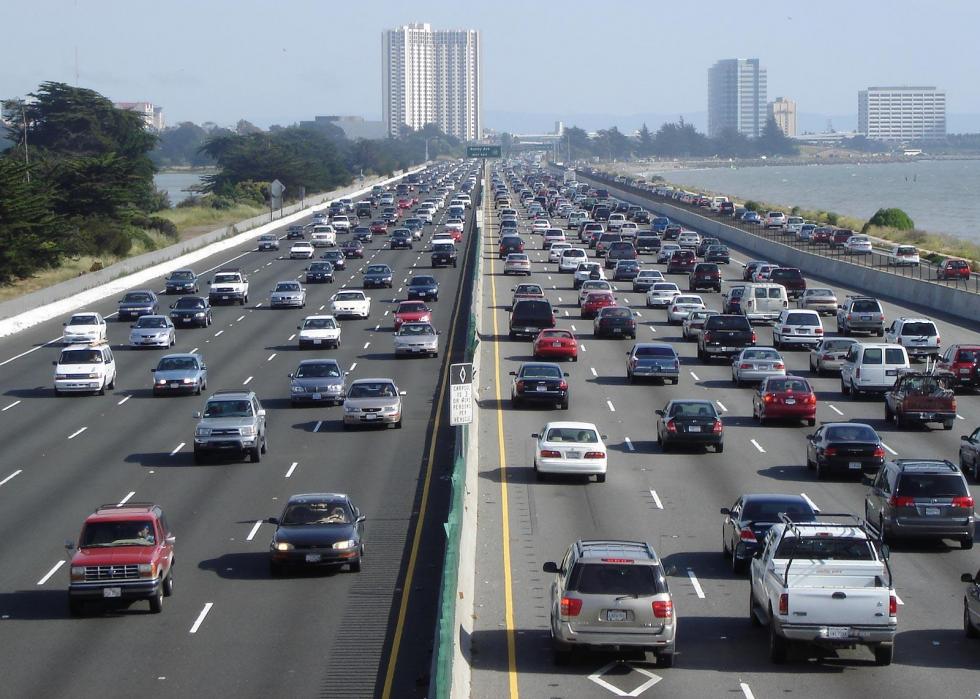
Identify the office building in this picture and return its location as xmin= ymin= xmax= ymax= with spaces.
xmin=114 ymin=102 xmax=164 ymax=131
xmin=707 ymin=59 xmax=767 ymax=138
xmin=858 ymin=86 xmax=946 ymax=141
xmin=768 ymin=97 xmax=797 ymax=137
xmin=382 ymin=23 xmax=481 ymax=141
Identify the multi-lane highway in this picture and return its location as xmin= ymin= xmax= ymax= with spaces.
xmin=471 ymin=164 xmax=980 ymax=698
xmin=0 ymin=165 xmax=478 ymax=699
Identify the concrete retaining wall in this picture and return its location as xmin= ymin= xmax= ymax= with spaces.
xmin=578 ymin=174 xmax=980 ymax=328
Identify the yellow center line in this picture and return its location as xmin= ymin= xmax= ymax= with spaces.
xmin=486 ymin=167 xmax=520 ymax=698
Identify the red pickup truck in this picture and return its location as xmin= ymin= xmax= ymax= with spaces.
xmin=884 ymin=372 xmax=957 ymax=430
xmin=67 ymin=503 xmax=175 ymax=616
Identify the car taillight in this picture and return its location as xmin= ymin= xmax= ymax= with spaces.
xmin=815 ymin=327 xmax=824 ymax=334
xmin=561 ymin=596 xmax=582 ymax=617
xmin=584 ymin=451 xmax=605 ymax=459
xmin=952 ymin=496 xmax=975 ymax=509
xmin=653 ymin=600 xmax=673 ymax=619
xmin=873 ymin=446 xmax=885 ymax=459
xmin=702 ymin=331 xmax=712 ymax=342
xmin=751 ymin=331 xmax=757 ymax=343
xmin=558 ymin=380 xmax=568 ymax=390
xmin=778 ymin=593 xmax=789 ymax=615
xmin=665 ymin=419 xmax=677 ymax=433
xmin=889 ymin=595 xmax=898 ymax=616
xmin=540 ymin=449 xmax=561 ymax=458
xmin=847 ymin=314 xmax=853 ymax=321
xmin=740 ymin=363 xmax=752 ymax=369
xmin=763 ymin=393 xmax=775 ymax=403
xmin=739 ymin=527 xmax=757 ymax=542
xmin=773 ymin=362 xmax=785 ymax=370
xmin=855 ymin=367 xmax=861 ymax=379
xmin=824 ymin=447 xmax=838 ymax=457
xmin=515 ymin=381 xmax=524 ymax=392
xmin=712 ymin=419 xmax=723 ymax=433
xmin=890 ymin=495 xmax=915 ymax=507
xmin=805 ymin=394 xmax=817 ymax=405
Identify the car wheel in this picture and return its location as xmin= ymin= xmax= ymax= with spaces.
xmin=560 ymin=397 xmax=569 ymax=410
xmin=963 ymin=536 xmax=974 ymax=550
xmin=349 ymin=557 xmax=362 ymax=573
xmin=596 ymin=473 xmax=606 ymax=483
xmin=874 ymin=643 xmax=894 ymax=666
xmin=250 ymin=447 xmax=261 ymax=463
xmin=944 ymin=420 xmax=955 ymax=431
xmin=731 ymin=544 xmax=744 ymax=573
xmin=966 ymin=605 xmax=980 ymax=638
xmin=769 ymin=612 xmax=788 ymax=663
xmin=841 ymin=379 xmax=850 ymax=395
xmin=395 ymin=419 xmax=402 ymax=429
xmin=149 ymin=585 xmax=164 ymax=614
xmin=260 ymin=434 xmax=268 ymax=454
xmin=163 ymin=567 xmax=174 ymax=597
xmin=816 ymin=459 xmax=825 ymax=480
xmin=884 ymin=403 xmax=893 ymax=422
xmin=195 ymin=382 xmax=202 ymax=395
xmin=715 ymin=442 xmax=724 ymax=453
xmin=805 ymin=452 xmax=814 ymax=470
xmin=656 ymin=652 xmax=674 ymax=668
xmin=269 ymin=561 xmax=284 ymax=578
xmin=98 ymin=380 xmax=106 ymax=395
xmin=807 ymin=418 xmax=816 ymax=427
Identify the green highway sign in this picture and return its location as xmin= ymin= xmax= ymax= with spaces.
xmin=466 ymin=145 xmax=502 ymax=158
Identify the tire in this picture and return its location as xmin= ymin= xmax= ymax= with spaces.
xmin=511 ymin=396 xmax=521 ymax=408
xmin=395 ymin=419 xmax=402 ymax=429
xmin=260 ymin=434 xmax=268 ymax=454
xmin=944 ymin=420 xmax=954 ymax=431
xmin=749 ymin=585 xmax=762 ymax=627
xmin=807 ymin=418 xmax=816 ymax=427
xmin=560 ymin=398 xmax=569 ymax=410
xmin=596 ymin=473 xmax=606 ymax=483
xmin=149 ymin=585 xmax=164 ymax=614
xmin=874 ymin=643 xmax=894 ymax=666
xmin=962 ymin=536 xmax=974 ymax=550
xmin=841 ymin=379 xmax=850 ymax=395
xmin=816 ymin=459 xmax=826 ymax=481
xmin=269 ymin=561 xmax=283 ymax=578
xmin=98 ymin=380 xmax=106 ymax=395
xmin=163 ymin=567 xmax=174 ymax=597
xmin=731 ymin=543 xmax=744 ymax=573
xmin=716 ymin=443 xmax=724 ymax=453
xmin=656 ymin=652 xmax=674 ymax=668
xmin=349 ymin=557 xmax=362 ymax=573
xmin=885 ymin=403 xmax=893 ymax=422
xmin=769 ymin=615 xmax=788 ymax=664
xmin=69 ymin=599 xmax=85 ymax=617
xmin=966 ymin=605 xmax=980 ymax=638
xmin=250 ymin=447 xmax=261 ymax=463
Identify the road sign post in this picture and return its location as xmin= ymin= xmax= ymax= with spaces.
xmin=466 ymin=145 xmax=501 ymax=159
xmin=449 ymin=362 xmax=474 ymax=426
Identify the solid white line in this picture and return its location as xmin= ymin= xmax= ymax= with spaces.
xmin=117 ymin=491 xmax=135 ymax=507
xmin=0 ymin=337 xmax=62 ymax=367
xmin=750 ymin=439 xmax=766 ymax=453
xmin=37 ymin=560 xmax=65 ymax=586
xmin=189 ymin=602 xmax=214 ymax=634
xmin=687 ymin=569 xmax=706 ymax=599
xmin=170 ymin=442 xmax=185 ymax=456
xmin=740 ymin=683 xmax=756 ymax=699
xmin=606 ymin=400 xmax=615 ymax=412
xmin=314 ymin=421 xmax=323 ymax=432
xmin=236 ymin=315 xmax=245 ymax=322
xmin=650 ymin=490 xmax=663 ymax=509
xmin=800 ymin=492 xmax=820 ymax=512
xmin=882 ymin=442 xmax=898 ymax=455
xmin=214 ymin=330 xmax=224 ymax=337
xmin=2 ymin=400 xmax=21 ymax=412
xmin=0 ymin=470 xmax=22 ymax=487
xmin=363 ymin=342 xmax=370 ymax=349
xmin=285 ymin=461 xmax=298 ymax=478
xmin=243 ymin=376 xmax=253 ymax=385
xmin=246 ymin=520 xmax=262 ymax=541
xmin=267 ymin=353 xmax=277 ymax=361
xmin=67 ymin=427 xmax=87 ymax=440
xmin=828 ymin=404 xmax=844 ymax=416
xmin=690 ymin=371 xmax=700 ymax=381
xmin=716 ymin=401 xmax=728 ymax=412
xmin=117 ymin=395 xmax=131 ymax=405
xmin=590 ymin=367 xmax=598 ymax=377
xmin=624 ymin=437 xmax=635 ymax=452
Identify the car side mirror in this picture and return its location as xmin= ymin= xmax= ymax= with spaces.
xmin=257 ymin=409 xmax=267 ymax=418
xmin=165 ymin=535 xmax=176 ymax=545
xmin=64 ymin=539 xmax=75 ymax=551
xmin=542 ymin=561 xmax=559 ymax=574
xmin=655 ymin=409 xmax=665 ymax=417
xmin=287 ymin=374 xmax=294 ymax=379
xmin=664 ymin=565 xmax=678 ymax=576
xmin=207 ymin=281 xmax=212 ymax=285
xmin=962 ymin=435 xmax=969 ymax=441
xmin=720 ymin=507 xmax=731 ymax=515
xmin=151 ymin=368 xmax=156 ymax=373
xmin=266 ymin=517 xmax=279 ymax=525
xmin=52 ymin=361 xmax=57 ymax=366
xmin=601 ymin=434 xmax=608 ymax=440
xmin=962 ymin=573 xmax=977 ymax=583
xmin=531 ymin=433 xmax=539 ymax=439
xmin=355 ymin=515 xmax=366 ymax=524
xmin=129 ymin=324 xmax=135 ymax=328
xmin=62 ymin=322 xmax=67 ymax=326
xmin=805 ymin=433 xmax=814 ymax=440
xmin=563 ymin=372 xmax=570 ymax=377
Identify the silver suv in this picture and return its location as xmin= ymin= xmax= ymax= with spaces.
xmin=543 ymin=540 xmax=676 ymax=666
xmin=193 ymin=390 xmax=267 ymax=463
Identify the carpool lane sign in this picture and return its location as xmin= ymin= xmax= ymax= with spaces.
xmin=450 ymin=363 xmax=474 ymax=426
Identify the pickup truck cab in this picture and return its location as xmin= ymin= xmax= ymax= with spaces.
xmin=749 ymin=514 xmax=897 ymax=665
xmin=884 ymin=372 xmax=956 ymax=429
xmin=67 ymin=502 xmax=175 ymax=615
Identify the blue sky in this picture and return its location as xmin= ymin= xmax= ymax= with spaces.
xmin=3 ymin=0 xmax=978 ymax=131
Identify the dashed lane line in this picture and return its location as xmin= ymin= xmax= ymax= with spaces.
xmin=2 ymin=400 xmax=21 ymax=411
xmin=246 ymin=520 xmax=262 ymax=541
xmin=800 ymin=492 xmax=820 ymax=512
xmin=243 ymin=376 xmax=253 ymax=385
xmin=349 ymin=362 xmax=357 ymax=372
xmin=828 ymin=404 xmax=844 ymax=416
xmin=0 ymin=470 xmax=22 ymax=487
xmin=267 ymin=353 xmax=277 ymax=361
xmin=624 ymin=437 xmax=635 ymax=452
xmin=590 ymin=367 xmax=598 ymax=377
xmin=117 ymin=491 xmax=135 ymax=507
xmin=882 ymin=442 xmax=898 ymax=455
xmin=750 ymin=439 xmax=766 ymax=453
xmin=170 ymin=442 xmax=185 ymax=456
xmin=690 ymin=371 xmax=700 ymax=381
xmin=716 ymin=401 xmax=727 ymax=412
xmin=649 ymin=490 xmax=663 ymax=509
xmin=740 ymin=683 xmax=756 ymax=699
xmin=117 ymin=396 xmax=131 ymax=406
xmin=189 ymin=602 xmax=214 ymax=634
xmin=67 ymin=427 xmax=87 ymax=440
xmin=606 ymin=400 xmax=616 ymax=412
xmin=37 ymin=560 xmax=65 ymax=586
xmin=285 ymin=462 xmax=298 ymax=478
xmin=687 ymin=569 xmax=706 ymax=599
xmin=314 ymin=421 xmax=323 ymax=433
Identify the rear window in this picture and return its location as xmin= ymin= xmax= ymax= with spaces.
xmin=900 ymin=322 xmax=937 ymax=336
xmin=885 ymin=348 xmax=907 ymax=364
xmin=743 ymin=501 xmax=815 ymax=524
xmin=768 ymin=288 xmax=784 ymax=298
xmin=696 ymin=264 xmax=719 ymax=273
xmin=513 ymin=301 xmax=553 ymax=318
xmin=861 ymin=348 xmax=883 ymax=364
xmin=707 ymin=316 xmax=750 ymax=330
xmin=766 ymin=378 xmax=811 ymax=393
xmin=770 ymin=269 xmax=803 ymax=280
xmin=568 ymin=562 xmax=666 ymax=595
xmin=785 ymin=313 xmax=820 ymax=326
xmin=775 ymin=537 xmax=875 ymax=560
xmin=852 ymin=300 xmax=880 ymax=312
xmin=896 ymin=473 xmax=968 ymax=498
xmin=635 ymin=346 xmax=675 ymax=357
xmin=826 ymin=425 xmax=879 ymax=442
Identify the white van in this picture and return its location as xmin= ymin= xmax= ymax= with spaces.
xmin=839 ymin=343 xmax=910 ymax=396
xmin=310 ymin=225 xmax=337 ymax=247
xmin=709 ymin=196 xmax=729 ymax=212
xmin=741 ymin=283 xmax=789 ymax=323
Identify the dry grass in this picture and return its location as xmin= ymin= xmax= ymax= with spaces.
xmin=158 ymin=204 xmax=267 ymax=241
xmin=0 ymin=255 xmax=124 ymax=304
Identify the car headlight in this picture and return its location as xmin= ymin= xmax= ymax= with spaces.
xmin=196 ymin=427 xmax=211 ymax=437
xmin=332 ymin=539 xmax=356 ymax=550
xmin=55 ymin=373 xmax=68 ymax=380
xmin=240 ymin=425 xmax=257 ymax=437
xmin=274 ymin=541 xmax=293 ymax=551
xmin=383 ymin=405 xmax=398 ymax=414
xmin=88 ymin=372 xmax=100 ymax=379
xmin=182 ymin=378 xmax=194 ymax=384
xmin=195 ymin=312 xmax=206 ymax=317
xmin=70 ymin=566 xmax=85 ymax=581
xmin=138 ymin=563 xmax=155 ymax=578
xmin=291 ymin=386 xmax=305 ymax=393
xmin=156 ymin=378 xmax=168 ymax=385
xmin=345 ymin=405 xmax=359 ymax=413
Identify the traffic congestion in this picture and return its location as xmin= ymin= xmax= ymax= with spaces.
xmin=471 ymin=159 xmax=980 ymax=698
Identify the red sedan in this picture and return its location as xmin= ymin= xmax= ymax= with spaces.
xmin=937 ymin=258 xmax=971 ymax=280
xmin=752 ymin=375 xmax=817 ymax=426
xmin=533 ymin=329 xmax=578 ymax=362
xmin=393 ymin=300 xmax=432 ymax=330
xmin=581 ymin=291 xmax=616 ymax=320
xmin=447 ymin=228 xmax=463 ymax=242
xmin=397 ymin=198 xmax=413 ymax=209
xmin=370 ymin=220 xmax=388 ymax=235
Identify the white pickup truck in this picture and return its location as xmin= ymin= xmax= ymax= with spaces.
xmin=749 ymin=514 xmax=897 ymax=665
xmin=208 ymin=269 xmax=250 ymax=306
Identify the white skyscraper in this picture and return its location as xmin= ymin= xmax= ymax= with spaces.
xmin=858 ymin=87 xmax=946 ymax=141
xmin=382 ymin=23 xmax=481 ymax=141
xmin=707 ymin=59 xmax=767 ymax=139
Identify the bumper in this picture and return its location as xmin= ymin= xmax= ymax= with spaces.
xmin=702 ymin=344 xmax=747 ymax=356
xmin=271 ymin=299 xmax=304 ymax=308
xmin=902 ymin=345 xmax=940 ymax=358
xmin=395 ymin=344 xmax=437 ymax=355
xmin=344 ymin=412 xmax=400 ymax=426
xmin=778 ymin=334 xmax=822 ymax=346
xmin=209 ymin=293 xmax=246 ymax=304
xmin=762 ymin=405 xmax=816 ymax=420
xmin=194 ymin=438 xmax=257 ymax=455
xmin=270 ymin=548 xmax=360 ymax=567
xmin=844 ymin=323 xmax=883 ymax=333
xmin=886 ymin=518 xmax=975 ymax=540
xmin=821 ymin=456 xmax=884 ymax=474
xmin=172 ymin=315 xmax=208 ymax=326
xmin=363 ymin=280 xmax=391 ymax=288
xmin=536 ymin=458 xmax=606 ymax=475
xmin=153 ymin=382 xmax=199 ymax=394
xmin=534 ymin=347 xmax=577 ymax=360
xmin=632 ymin=367 xmax=679 ymax=380
xmin=516 ymin=389 xmax=567 ymax=404
xmin=118 ymin=309 xmax=154 ymax=319
xmin=55 ymin=380 xmax=103 ymax=392
xmin=745 ymin=312 xmax=781 ymax=322
xmin=62 ymin=335 xmax=100 ymax=345
xmin=165 ymin=285 xmax=197 ymax=294
xmin=775 ymin=619 xmax=897 ymax=646
xmin=554 ymin=622 xmax=675 ymax=651
xmin=69 ymin=578 xmax=162 ymax=601
xmin=816 ymin=359 xmax=845 ymax=372
xmin=407 ymin=290 xmax=438 ymax=300
xmin=291 ymin=390 xmax=344 ymax=404
xmin=663 ymin=433 xmax=723 ymax=448
xmin=131 ymin=338 xmax=170 ymax=348
xmin=646 ymin=298 xmax=674 ymax=308
xmin=290 ymin=252 xmax=314 ymax=259
xmin=898 ymin=410 xmax=956 ymax=423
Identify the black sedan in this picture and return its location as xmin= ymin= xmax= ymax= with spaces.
xmin=340 ymin=240 xmax=364 ymax=259
xmin=593 ymin=306 xmax=637 ymax=339
xmin=286 ymin=225 xmax=306 ymax=240
xmin=510 ymin=362 xmax=569 ymax=410
xmin=656 ymin=400 xmax=724 ymax=452
xmin=362 ymin=264 xmax=393 ymax=289
xmin=961 ymin=427 xmax=980 ymax=482
xmin=321 ymin=250 xmax=346 ymax=271
xmin=805 ymin=422 xmax=885 ymax=480
xmin=304 ymin=261 xmax=334 ymax=284
xmin=390 ymin=229 xmax=413 ymax=250
xmin=164 ymin=269 xmax=199 ymax=294
xmin=407 ymin=275 xmax=439 ymax=301
xmin=268 ymin=493 xmax=365 ymax=576
xmin=353 ymin=226 xmax=374 ymax=243
xmin=117 ymin=290 xmax=159 ymax=321
xmin=704 ymin=245 xmax=731 ymax=264
xmin=720 ymin=494 xmax=816 ymax=572
xmin=168 ymin=296 xmax=212 ymax=328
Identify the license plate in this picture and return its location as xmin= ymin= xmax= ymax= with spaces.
xmin=612 ymin=328 xmax=622 ymax=334
xmin=826 ymin=627 xmax=850 ymax=640
xmin=536 ymin=385 xmax=547 ymax=392
xmin=862 ymin=315 xmax=871 ymax=321
xmin=849 ymin=461 xmax=861 ymax=470
xmin=170 ymin=383 xmax=180 ymax=389
xmin=305 ymin=554 xmax=322 ymax=563
xmin=689 ymin=425 xmax=701 ymax=432
xmin=785 ymin=398 xmax=796 ymax=405
xmin=312 ymin=393 xmax=322 ymax=401
xmin=566 ymin=451 xmax=580 ymax=459
xmin=365 ymin=414 xmax=378 ymax=420
xmin=606 ymin=610 xmax=627 ymax=622
xmin=314 ymin=339 xmax=322 ymax=345
xmin=552 ymin=341 xmax=561 ymax=347
xmin=103 ymin=587 xmax=121 ymax=598
xmin=925 ymin=507 xmax=941 ymax=516
xmin=222 ymin=295 xmax=229 ymax=300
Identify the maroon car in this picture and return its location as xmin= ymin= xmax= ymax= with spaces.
xmin=752 ymin=375 xmax=817 ymax=426
xmin=937 ymin=258 xmax=972 ymax=280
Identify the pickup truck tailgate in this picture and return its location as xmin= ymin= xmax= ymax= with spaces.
xmin=786 ymin=585 xmax=892 ymax=627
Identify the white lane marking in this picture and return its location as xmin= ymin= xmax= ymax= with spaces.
xmin=285 ymin=461 xmax=298 ymax=478
xmin=253 ymin=268 xmax=260 ymax=273
xmin=243 ymin=376 xmax=253 ymax=385
xmin=716 ymin=401 xmax=728 ymax=412
xmin=2 ymin=400 xmax=21 ymax=412
xmin=895 ymin=593 xmax=904 ymax=606
xmin=349 ymin=362 xmax=357 ymax=372
xmin=690 ymin=371 xmax=700 ymax=381
xmin=957 ymin=414 xmax=965 ymax=420
xmin=319 ymin=304 xmax=325 ymax=311
xmin=363 ymin=342 xmax=371 ymax=349
xmin=606 ymin=400 xmax=616 ymax=412
xmin=214 ymin=330 xmax=224 ymax=337
xmin=740 ymin=683 xmax=756 ymax=699
xmin=255 ymin=303 xmax=263 ymax=308
xmin=267 ymin=353 xmax=277 ymax=361
xmin=624 ymin=437 xmax=635 ymax=452
xmin=117 ymin=491 xmax=135 ymax=507
xmin=397 ymin=287 xmax=402 ymax=293
xmin=288 ymin=334 xmax=297 ymax=342
xmin=687 ymin=569 xmax=706 ymax=599
xmin=170 ymin=442 xmax=185 ymax=456
xmin=190 ymin=347 xmax=199 ymax=354
xmin=587 ymin=660 xmax=662 ymax=696
xmin=635 ymin=311 xmax=642 ymax=318
xmin=571 ymin=324 xmax=577 ymax=332
xmin=67 ymin=427 xmax=87 ymax=440
xmin=558 ymin=296 xmax=563 ymax=303
xmin=650 ymin=490 xmax=663 ymax=509
xmin=564 ymin=310 xmax=570 ymax=316
xmin=649 ymin=327 xmax=657 ymax=333
xmin=750 ymin=439 xmax=766 ymax=453
xmin=882 ymin=442 xmax=898 ymax=455
xmin=189 ymin=602 xmax=214 ymax=634
xmin=236 ymin=315 xmax=245 ymax=322
xmin=580 ymin=343 xmax=587 ymax=353
xmin=0 ymin=470 xmax=22 ymax=487
xmin=800 ymin=492 xmax=821 ymax=512
xmin=246 ymin=520 xmax=262 ymax=541
xmin=384 ymin=310 xmax=390 ymax=316
xmin=374 ymin=324 xmax=380 ymax=331
xmin=117 ymin=395 xmax=131 ymax=406
xmin=37 ymin=560 xmax=65 ymax=586
xmin=0 ymin=337 xmax=63 ymax=367
xmin=590 ymin=367 xmax=598 ymax=377
xmin=828 ymin=404 xmax=844 ymax=416
xmin=314 ymin=421 xmax=323 ymax=432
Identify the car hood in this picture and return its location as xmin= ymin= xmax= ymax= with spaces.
xmin=272 ymin=291 xmax=303 ymax=300
xmin=345 ymin=397 xmax=400 ymax=410
xmin=292 ymin=376 xmax=344 ymax=390
xmin=198 ymin=417 xmax=253 ymax=430
xmin=275 ymin=524 xmax=356 ymax=547
xmin=408 ymin=284 xmax=438 ymax=292
xmin=64 ymin=325 xmax=100 ymax=335
xmin=72 ymin=547 xmax=156 ymax=565
xmin=299 ymin=327 xmax=340 ymax=338
xmin=56 ymin=363 xmax=104 ymax=374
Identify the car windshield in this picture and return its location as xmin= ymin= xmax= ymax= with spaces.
xmin=399 ymin=324 xmax=434 ymax=335
xmin=303 ymin=318 xmax=337 ymax=329
xmin=80 ymin=520 xmax=156 ymax=547
xmin=213 ymin=274 xmax=238 ymax=283
xmin=901 ymin=322 xmax=936 ymax=335
xmin=766 ymin=378 xmax=810 ymax=392
xmin=169 ymin=271 xmax=194 ymax=280
xmin=260 ymin=235 xmax=275 ymax=241
xmin=433 ymin=244 xmax=454 ymax=251
xmin=158 ymin=357 xmax=197 ymax=371
xmin=123 ymin=293 xmax=152 ymax=303
xmin=335 ymin=292 xmax=363 ymax=301
xmin=411 ymin=277 xmax=436 ymax=286
xmin=281 ymin=501 xmax=352 ymax=526
xmin=516 ymin=285 xmax=542 ymax=295
xmin=275 ymin=283 xmax=300 ymax=292
xmin=539 ymin=330 xmax=570 ymax=339
xmin=569 ymin=563 xmax=665 ymax=596
xmin=603 ymin=308 xmax=632 ymax=318
xmin=669 ymin=402 xmax=717 ymax=418
xmin=203 ymin=400 xmax=253 ymax=418
xmin=68 ymin=315 xmax=98 ymax=326
xmin=957 ymin=349 xmax=979 ymax=362
xmin=635 ymin=346 xmax=674 ymax=357
xmin=135 ymin=317 xmax=167 ymax=328
xmin=309 ymin=263 xmax=330 ymax=271
xmin=522 ymin=365 xmax=561 ymax=379
xmin=742 ymin=501 xmax=815 ymax=524
xmin=60 ymin=349 xmax=103 ymax=364
xmin=775 ymin=537 xmax=875 ymax=560
xmin=349 ymin=382 xmax=397 ymax=398
xmin=896 ymin=472 xmax=968 ymax=498
xmin=742 ymin=349 xmax=779 ymax=360
xmin=825 ymin=425 xmax=879 ymax=442
xmin=174 ymin=298 xmax=205 ymax=309
xmin=296 ymin=363 xmax=341 ymax=378
xmin=785 ymin=313 xmax=820 ymax=326
xmin=544 ymin=427 xmax=598 ymax=443
xmin=367 ymin=266 xmax=389 ymax=275
xmin=325 ymin=252 xmax=344 ymax=260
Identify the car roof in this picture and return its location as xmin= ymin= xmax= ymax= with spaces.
xmin=285 ymin=492 xmax=349 ymax=504
xmin=576 ymin=539 xmax=658 ymax=563
xmin=888 ymin=459 xmax=958 ymax=473
xmin=297 ymin=358 xmax=339 ymax=366
xmin=543 ymin=421 xmax=600 ymax=430
xmin=159 ymin=352 xmax=202 ymax=360
xmin=741 ymin=493 xmax=812 ymax=505
xmin=209 ymin=390 xmax=254 ymax=400
xmin=350 ymin=377 xmax=396 ymax=385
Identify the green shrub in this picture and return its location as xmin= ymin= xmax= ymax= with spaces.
xmin=744 ymin=200 xmax=760 ymax=211
xmin=863 ymin=207 xmax=914 ymax=233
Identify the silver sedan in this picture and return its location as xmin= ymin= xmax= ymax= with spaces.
xmin=151 ymin=352 xmax=207 ymax=395
xmin=393 ymin=322 xmax=440 ymax=358
xmin=129 ymin=315 xmax=175 ymax=348
xmin=808 ymin=338 xmax=858 ymax=375
xmin=270 ymin=281 xmax=307 ymax=308
xmin=731 ymin=347 xmax=786 ymax=386
xmin=797 ymin=287 xmax=838 ymax=315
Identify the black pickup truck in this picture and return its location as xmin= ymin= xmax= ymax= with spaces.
xmin=697 ymin=314 xmax=756 ymax=361
xmin=431 ymin=242 xmax=458 ymax=268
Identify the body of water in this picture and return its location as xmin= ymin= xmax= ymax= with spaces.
xmin=154 ymin=171 xmax=207 ymax=206
xmin=644 ymin=159 xmax=980 ymax=243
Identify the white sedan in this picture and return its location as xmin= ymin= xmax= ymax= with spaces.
xmin=531 ymin=220 xmax=550 ymax=235
xmin=666 ymin=295 xmax=706 ymax=325
xmin=331 ymin=290 xmax=371 ymax=319
xmin=297 ymin=315 xmax=341 ymax=349
xmin=646 ymin=282 xmax=681 ymax=308
xmin=548 ymin=242 xmax=572 ymax=264
xmin=63 ymin=311 xmax=107 ymax=345
xmin=289 ymin=242 xmax=315 ymax=259
xmin=844 ymin=235 xmax=873 ymax=254
xmin=531 ymin=421 xmax=608 ymax=483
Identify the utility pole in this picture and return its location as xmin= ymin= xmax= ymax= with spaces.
xmin=21 ymin=102 xmax=30 ymax=183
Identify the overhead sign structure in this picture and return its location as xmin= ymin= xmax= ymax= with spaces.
xmin=449 ymin=362 xmax=474 ymax=426
xmin=466 ymin=145 xmax=501 ymax=159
